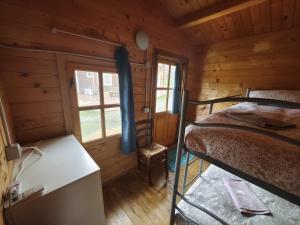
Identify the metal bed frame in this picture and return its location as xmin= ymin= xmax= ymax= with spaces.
xmin=169 ymin=90 xmax=300 ymax=225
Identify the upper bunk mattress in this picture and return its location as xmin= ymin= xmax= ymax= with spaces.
xmin=185 ymin=102 xmax=300 ymax=197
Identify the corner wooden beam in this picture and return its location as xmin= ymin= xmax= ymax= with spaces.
xmin=175 ymin=0 xmax=268 ymax=29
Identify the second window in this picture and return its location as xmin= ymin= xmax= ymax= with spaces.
xmin=155 ymin=62 xmax=176 ymax=113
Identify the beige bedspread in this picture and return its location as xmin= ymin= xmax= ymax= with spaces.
xmin=185 ymin=102 xmax=300 ymax=197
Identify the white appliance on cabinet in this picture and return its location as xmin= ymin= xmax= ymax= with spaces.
xmin=5 ymin=135 xmax=105 ymax=225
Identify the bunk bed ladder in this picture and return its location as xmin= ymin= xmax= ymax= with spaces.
xmin=170 ymin=90 xmax=189 ymax=225
xmin=181 ymin=101 xmax=213 ymax=195
xmin=182 ymin=151 xmax=190 ymax=194
xmin=182 ymin=156 xmax=204 ymax=192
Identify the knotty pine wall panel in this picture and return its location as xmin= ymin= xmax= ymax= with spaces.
xmin=0 ymin=0 xmax=198 ymax=183
xmin=192 ymin=27 xmax=300 ymax=119
xmin=0 ymin=49 xmax=66 ymax=143
xmin=0 ymin=131 xmax=9 ymax=225
xmin=0 ymin=78 xmax=15 ymax=225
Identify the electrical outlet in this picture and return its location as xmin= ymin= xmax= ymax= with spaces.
xmin=144 ymin=107 xmax=150 ymax=113
xmin=5 ymin=143 xmax=22 ymax=161
xmin=145 ymin=62 xmax=151 ymax=69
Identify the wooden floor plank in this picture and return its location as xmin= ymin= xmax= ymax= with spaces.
xmin=103 ymin=159 xmax=209 ymax=225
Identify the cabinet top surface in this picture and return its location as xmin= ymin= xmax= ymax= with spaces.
xmin=13 ymin=135 xmax=100 ymax=194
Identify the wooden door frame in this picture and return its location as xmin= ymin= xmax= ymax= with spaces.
xmin=150 ymin=49 xmax=188 ymax=145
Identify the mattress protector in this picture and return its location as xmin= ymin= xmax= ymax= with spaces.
xmin=175 ymin=165 xmax=300 ymax=225
xmin=185 ymin=102 xmax=300 ymax=197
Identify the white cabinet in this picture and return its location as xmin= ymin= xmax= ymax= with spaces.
xmin=5 ymin=135 xmax=105 ymax=225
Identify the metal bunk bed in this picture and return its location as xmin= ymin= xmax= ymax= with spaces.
xmin=169 ymin=90 xmax=300 ymax=225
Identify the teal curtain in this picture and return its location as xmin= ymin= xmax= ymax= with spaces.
xmin=172 ymin=64 xmax=181 ymax=114
xmin=115 ymin=47 xmax=136 ymax=154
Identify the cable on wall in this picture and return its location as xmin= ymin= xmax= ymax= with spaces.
xmin=51 ymin=27 xmax=122 ymax=47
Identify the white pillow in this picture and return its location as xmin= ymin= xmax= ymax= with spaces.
xmin=249 ymin=90 xmax=300 ymax=103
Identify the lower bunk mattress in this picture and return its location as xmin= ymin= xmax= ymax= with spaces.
xmin=185 ymin=102 xmax=300 ymax=197
xmin=175 ymin=165 xmax=300 ymax=225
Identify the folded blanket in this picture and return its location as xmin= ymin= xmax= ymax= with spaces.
xmin=225 ymin=112 xmax=297 ymax=130
xmin=223 ymin=178 xmax=271 ymax=215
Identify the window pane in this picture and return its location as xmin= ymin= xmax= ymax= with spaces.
xmin=79 ymin=110 xmax=102 ymax=142
xmin=105 ymin=107 xmax=121 ymax=136
xmin=169 ymin=65 xmax=176 ymax=89
xmin=103 ymin=73 xmax=120 ymax=105
xmin=168 ymin=90 xmax=174 ymax=112
xmin=156 ymin=63 xmax=169 ymax=88
xmin=75 ymin=70 xmax=100 ymax=107
xmin=155 ymin=90 xmax=167 ymax=113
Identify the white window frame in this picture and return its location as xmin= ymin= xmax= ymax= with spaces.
xmin=155 ymin=62 xmax=176 ymax=113
xmin=68 ymin=64 xmax=121 ymax=144
xmin=103 ymin=73 xmax=113 ymax=86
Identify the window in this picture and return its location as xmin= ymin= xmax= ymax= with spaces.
xmin=155 ymin=63 xmax=176 ymax=113
xmin=74 ymin=69 xmax=121 ymax=143
xmin=103 ymin=73 xmax=113 ymax=86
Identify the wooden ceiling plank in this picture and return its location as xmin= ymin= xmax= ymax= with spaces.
xmin=176 ymin=0 xmax=197 ymax=17
xmin=231 ymin=11 xmax=247 ymax=38
xmin=160 ymin=0 xmax=178 ymax=18
xmin=294 ymin=0 xmax=300 ymax=27
xmin=209 ymin=20 xmax=225 ymax=42
xmin=281 ymin=0 xmax=296 ymax=29
xmin=191 ymin=23 xmax=207 ymax=45
xmin=223 ymin=14 xmax=237 ymax=40
xmin=252 ymin=0 xmax=271 ymax=34
xmin=175 ymin=0 xmax=268 ymax=29
xmin=260 ymin=0 xmax=271 ymax=33
xmin=239 ymin=8 xmax=254 ymax=36
xmin=189 ymin=0 xmax=202 ymax=11
xmin=215 ymin=17 xmax=231 ymax=40
xmin=250 ymin=4 xmax=263 ymax=34
xmin=197 ymin=0 xmax=209 ymax=8
xmin=200 ymin=22 xmax=218 ymax=45
xmin=271 ymin=0 xmax=283 ymax=31
xmin=185 ymin=26 xmax=207 ymax=47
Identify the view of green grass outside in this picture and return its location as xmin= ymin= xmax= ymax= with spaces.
xmin=80 ymin=108 xmax=121 ymax=142
xmin=156 ymin=91 xmax=167 ymax=112
xmin=156 ymin=90 xmax=174 ymax=112
xmin=105 ymin=107 xmax=121 ymax=136
xmin=80 ymin=110 xmax=102 ymax=142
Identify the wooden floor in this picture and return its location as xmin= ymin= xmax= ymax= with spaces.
xmin=103 ymin=159 xmax=209 ymax=225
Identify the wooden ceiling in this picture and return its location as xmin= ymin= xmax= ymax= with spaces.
xmin=161 ymin=0 xmax=300 ymax=47
xmin=160 ymin=0 xmax=227 ymax=18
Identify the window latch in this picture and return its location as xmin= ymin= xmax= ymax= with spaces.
xmin=69 ymin=78 xmax=74 ymax=88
